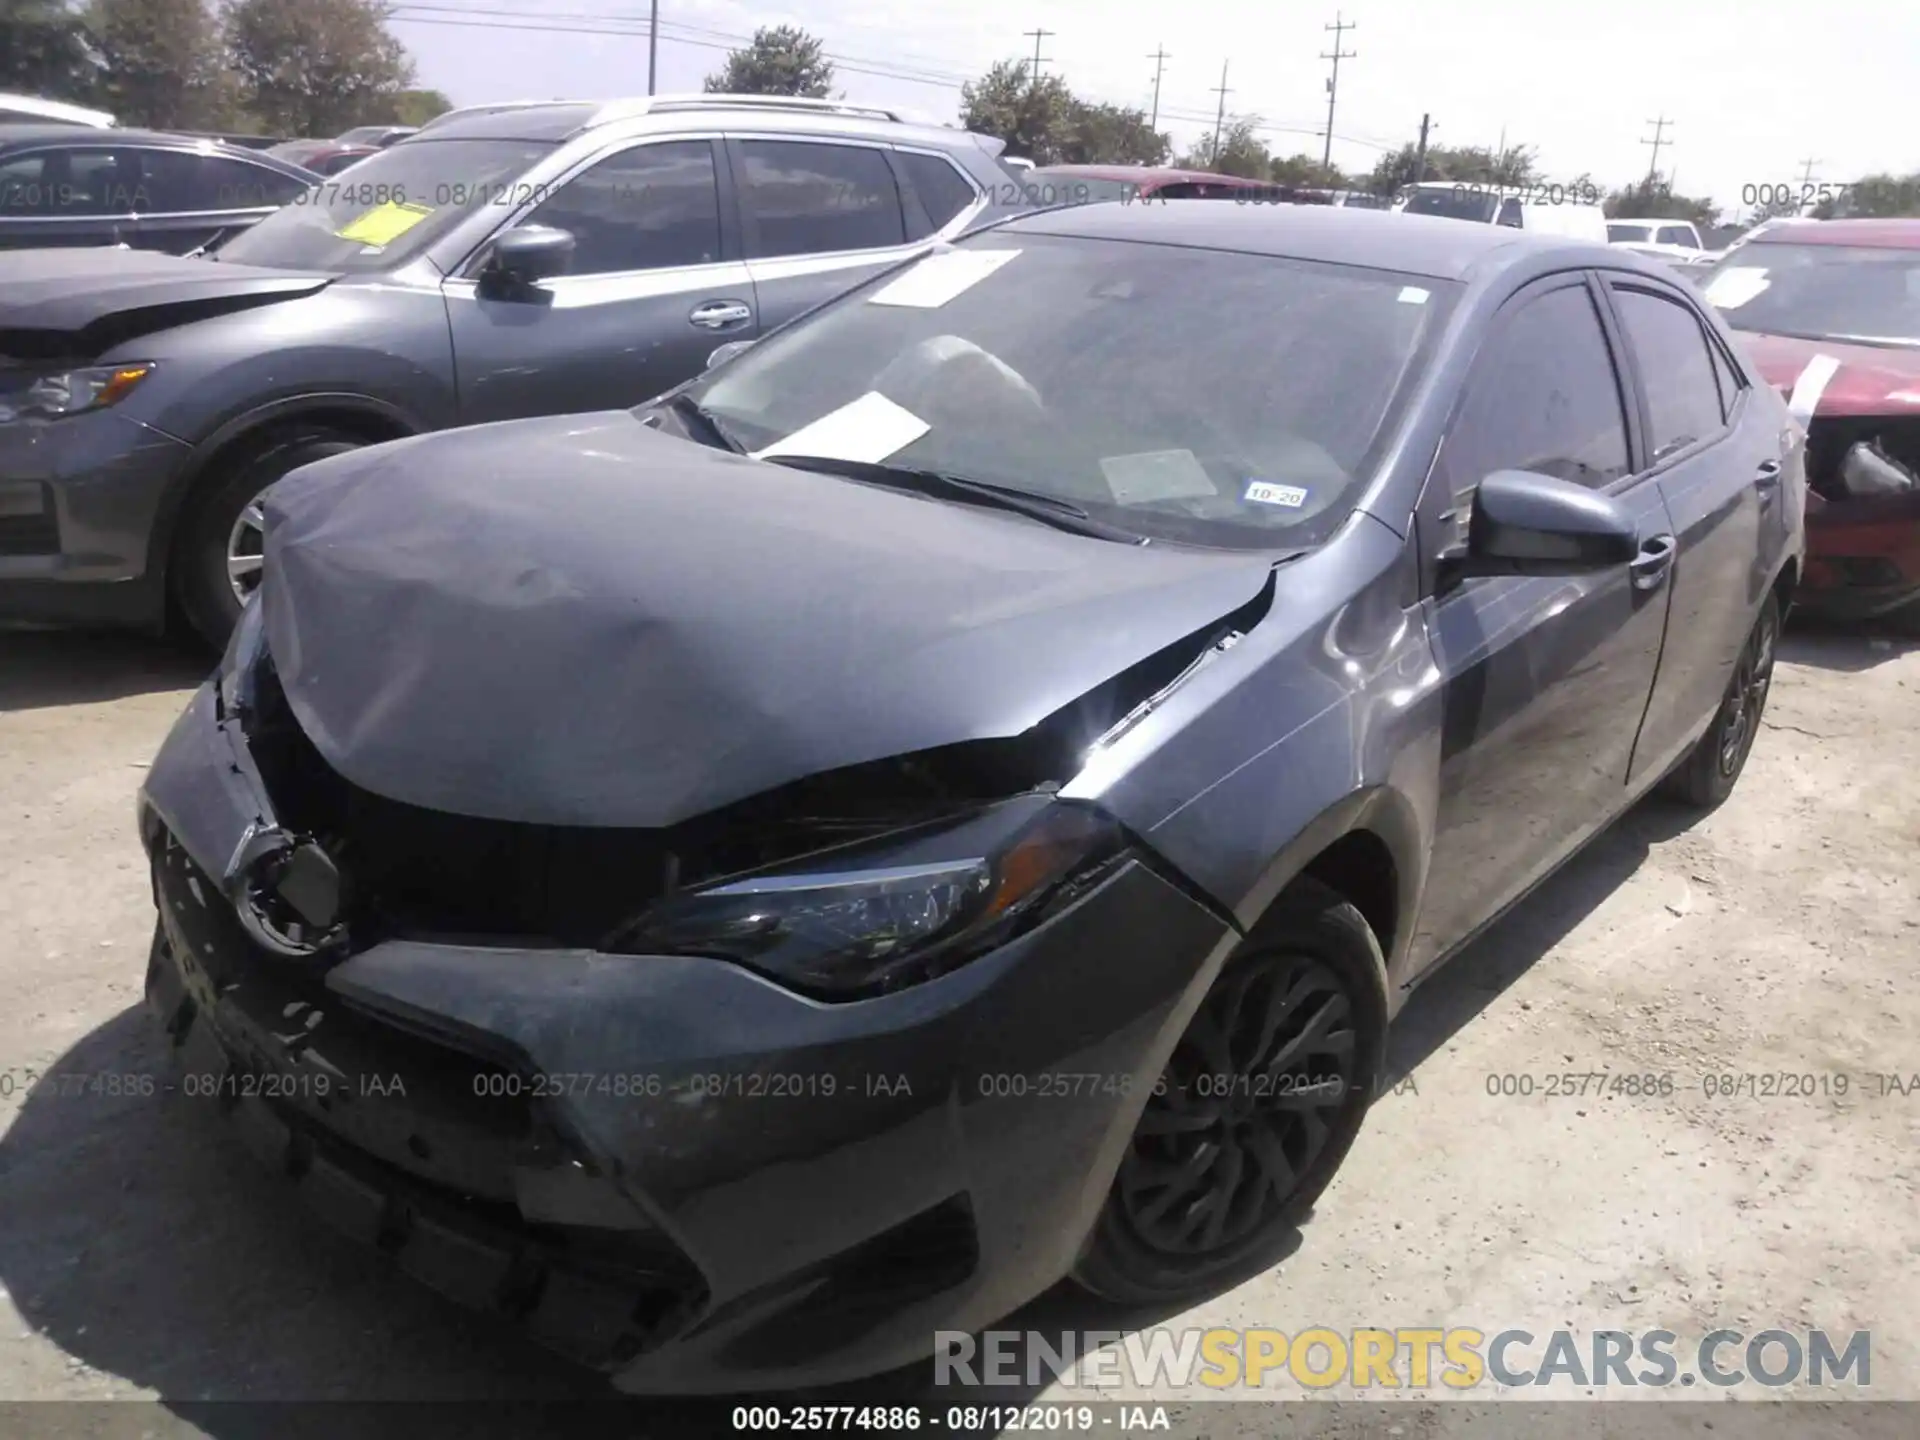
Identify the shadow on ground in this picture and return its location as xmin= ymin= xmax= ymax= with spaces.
xmin=0 ymin=798 xmax=1695 ymax=1437
xmin=0 ymin=630 xmax=209 ymax=714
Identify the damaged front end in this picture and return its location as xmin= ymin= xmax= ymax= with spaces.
xmin=1800 ymin=413 xmax=1920 ymax=622
xmin=135 ymin=562 xmax=1261 ymax=1388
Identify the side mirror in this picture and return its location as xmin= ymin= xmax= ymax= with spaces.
xmin=1451 ymin=469 xmax=1640 ymax=579
xmin=706 ymin=339 xmax=755 ymax=370
xmin=479 ymin=225 xmax=575 ymax=296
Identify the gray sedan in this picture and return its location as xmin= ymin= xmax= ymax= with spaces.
xmin=136 ymin=202 xmax=1801 ymax=1391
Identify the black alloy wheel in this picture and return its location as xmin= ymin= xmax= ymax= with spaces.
xmin=1664 ymin=592 xmax=1780 ymax=809
xmin=1073 ymin=878 xmax=1387 ymax=1305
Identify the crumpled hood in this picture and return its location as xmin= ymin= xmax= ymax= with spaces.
xmin=0 ymin=248 xmax=333 ymax=358
xmin=258 ymin=412 xmax=1275 ymax=828
xmin=1739 ymin=331 xmax=1920 ymax=418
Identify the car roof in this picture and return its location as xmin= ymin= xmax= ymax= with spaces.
xmin=1750 ymin=218 xmax=1920 ymax=249
xmin=0 ymin=123 xmax=282 ymax=154
xmin=986 ymin=201 xmax=1622 ymax=282
xmin=1030 ymin=163 xmax=1270 ymax=186
xmin=411 ymin=93 xmax=988 ymax=151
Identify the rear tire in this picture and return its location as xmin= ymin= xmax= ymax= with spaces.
xmin=1661 ymin=592 xmax=1780 ymax=810
xmin=1071 ymin=877 xmax=1388 ymax=1306
xmin=173 ymin=429 xmax=361 ymax=650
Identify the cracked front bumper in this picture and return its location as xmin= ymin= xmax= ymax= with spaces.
xmin=136 ymin=681 xmax=1235 ymax=1393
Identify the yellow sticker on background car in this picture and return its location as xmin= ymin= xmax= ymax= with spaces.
xmin=334 ymin=201 xmax=435 ymax=247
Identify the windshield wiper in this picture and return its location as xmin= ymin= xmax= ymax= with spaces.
xmin=759 ymin=454 xmax=1146 ymax=544
xmin=664 ymin=392 xmax=746 ymax=453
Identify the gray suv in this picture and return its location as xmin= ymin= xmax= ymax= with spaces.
xmin=0 ymin=94 xmax=1017 ymax=645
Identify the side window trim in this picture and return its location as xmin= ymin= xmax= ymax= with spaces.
xmin=451 ymin=132 xmax=732 ymax=280
xmin=1598 ymin=274 xmax=1735 ymax=474
xmin=725 ymin=133 xmax=917 ymax=263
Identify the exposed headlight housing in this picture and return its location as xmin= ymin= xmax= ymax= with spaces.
xmin=0 ymin=363 xmax=155 ymax=423
xmin=611 ymin=801 xmax=1126 ymax=997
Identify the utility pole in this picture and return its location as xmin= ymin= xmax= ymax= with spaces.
xmin=1024 ymin=28 xmax=1053 ymax=89
xmin=1147 ymin=45 xmax=1169 ymax=131
xmin=1413 ymin=112 xmax=1432 ymax=185
xmin=1209 ymin=60 xmax=1231 ymax=166
xmin=1642 ymin=115 xmax=1671 ymax=186
xmin=1321 ymin=12 xmax=1356 ymax=170
xmin=1798 ymin=157 xmax=1818 ymax=186
xmin=647 ymin=0 xmax=659 ymax=95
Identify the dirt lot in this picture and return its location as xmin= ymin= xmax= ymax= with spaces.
xmin=1 ymin=622 xmax=1916 ymax=1437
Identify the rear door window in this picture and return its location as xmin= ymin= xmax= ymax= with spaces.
xmin=737 ymin=140 xmax=907 ymax=258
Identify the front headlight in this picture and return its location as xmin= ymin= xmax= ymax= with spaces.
xmin=611 ymin=801 xmax=1126 ymax=996
xmin=0 ymin=363 xmax=155 ymax=423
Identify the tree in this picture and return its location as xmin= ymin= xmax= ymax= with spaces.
xmin=1 ymin=0 xmax=95 ymax=100
xmin=704 ymin=25 xmax=833 ymax=98
xmin=1603 ymin=174 xmax=1718 ymax=228
xmin=384 ymin=86 xmax=452 ymax=126
xmin=84 ymin=0 xmax=229 ymax=130
xmin=960 ymin=58 xmax=1077 ymax=165
xmin=1812 ymin=172 xmax=1920 ymax=220
xmin=1059 ymin=100 xmax=1168 ymax=166
xmin=1366 ymin=141 xmax=1538 ymax=195
xmin=1179 ymin=115 xmax=1269 ymax=178
xmin=1269 ymin=152 xmax=1346 ymax=188
xmin=222 ymin=0 xmax=415 ymax=139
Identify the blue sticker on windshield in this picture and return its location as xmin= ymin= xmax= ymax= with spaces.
xmin=1244 ymin=481 xmax=1309 ymax=508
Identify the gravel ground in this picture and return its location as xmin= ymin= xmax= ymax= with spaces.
xmin=1 ymin=622 xmax=1915 ymax=1438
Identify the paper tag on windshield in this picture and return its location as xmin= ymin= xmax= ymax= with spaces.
xmin=868 ymin=249 xmax=1020 ymax=308
xmin=1702 ymin=266 xmax=1769 ymax=309
xmin=334 ymin=201 xmax=435 ymax=247
xmin=1099 ymin=450 xmax=1216 ymax=503
xmin=1397 ymin=286 xmax=1430 ymax=304
xmin=1245 ymin=481 xmax=1309 ymax=508
xmin=752 ymin=392 xmax=930 ymax=464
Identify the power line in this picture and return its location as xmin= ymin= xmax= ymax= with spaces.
xmin=1147 ymin=45 xmax=1169 ymax=131
xmin=1209 ymin=60 xmax=1231 ymax=164
xmin=386 ymin=7 xmax=1402 ymax=152
xmin=1642 ymin=115 xmax=1671 ymax=185
xmin=1320 ymin=11 xmax=1356 ymax=170
xmin=1024 ymin=28 xmax=1053 ymax=88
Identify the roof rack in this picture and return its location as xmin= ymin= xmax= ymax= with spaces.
xmin=585 ymin=93 xmax=913 ymax=128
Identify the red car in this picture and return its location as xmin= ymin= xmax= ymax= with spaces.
xmin=1701 ymin=219 xmax=1920 ymax=631
xmin=263 ymin=139 xmax=379 ymax=176
xmin=1022 ymin=164 xmax=1306 ymax=206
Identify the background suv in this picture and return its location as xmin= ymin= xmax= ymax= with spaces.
xmin=0 ymin=94 xmax=1016 ymax=646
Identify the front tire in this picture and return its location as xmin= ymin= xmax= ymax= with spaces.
xmin=172 ymin=429 xmax=362 ymax=650
xmin=1072 ymin=878 xmax=1388 ymax=1306
xmin=1662 ymin=592 xmax=1780 ymax=810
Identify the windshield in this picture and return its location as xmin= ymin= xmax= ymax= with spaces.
xmin=680 ymin=233 xmax=1455 ymax=550
xmin=1702 ymin=243 xmax=1920 ymax=347
xmin=1402 ymin=187 xmax=1497 ymax=223
xmin=215 ymin=137 xmax=554 ymax=272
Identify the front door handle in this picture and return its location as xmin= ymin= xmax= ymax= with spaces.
xmin=689 ymin=299 xmax=752 ymax=330
xmin=1630 ymin=533 xmax=1677 ymax=591
xmin=1755 ymin=459 xmax=1782 ymax=507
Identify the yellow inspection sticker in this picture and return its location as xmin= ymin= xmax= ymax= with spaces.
xmin=334 ymin=201 xmax=435 ymax=247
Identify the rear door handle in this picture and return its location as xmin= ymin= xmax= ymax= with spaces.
xmin=689 ymin=299 xmax=752 ymax=330
xmin=1630 ymin=533 xmax=1676 ymax=591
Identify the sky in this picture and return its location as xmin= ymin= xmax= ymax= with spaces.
xmin=385 ymin=0 xmax=1920 ymax=221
